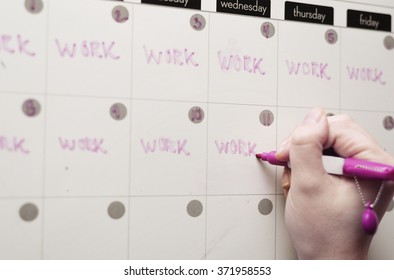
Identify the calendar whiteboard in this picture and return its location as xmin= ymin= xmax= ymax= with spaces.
xmin=0 ymin=0 xmax=393 ymax=259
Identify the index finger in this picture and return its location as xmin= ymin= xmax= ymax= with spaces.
xmin=326 ymin=114 xmax=393 ymax=165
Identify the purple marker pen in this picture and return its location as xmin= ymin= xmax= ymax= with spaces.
xmin=257 ymin=151 xmax=394 ymax=181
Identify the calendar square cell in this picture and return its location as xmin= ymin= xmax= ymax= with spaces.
xmin=207 ymin=104 xmax=276 ymax=195
xmin=132 ymin=5 xmax=209 ymax=102
xmin=278 ymin=21 xmax=340 ymax=108
xmin=206 ymin=195 xmax=275 ymax=259
xmin=341 ymin=29 xmax=394 ymax=111
xmin=130 ymin=100 xmax=207 ymax=196
xmin=0 ymin=0 xmax=47 ymax=94
xmin=47 ymin=0 xmax=133 ymax=98
xmin=209 ymin=13 xmax=278 ymax=105
xmin=0 ymin=93 xmax=45 ymax=197
xmin=43 ymin=197 xmax=128 ymax=259
xmin=342 ymin=110 xmax=394 ymax=155
xmin=130 ymin=196 xmax=205 ymax=259
xmin=0 ymin=198 xmax=42 ymax=259
xmin=45 ymin=96 xmax=131 ymax=197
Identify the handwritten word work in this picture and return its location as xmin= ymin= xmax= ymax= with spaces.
xmin=1 ymin=0 xmax=394 ymax=263
xmin=286 ymin=60 xmax=331 ymax=80
xmin=54 ymin=39 xmax=120 ymax=60
xmin=58 ymin=137 xmax=108 ymax=154
xmin=0 ymin=34 xmax=36 ymax=57
xmin=0 ymin=136 xmax=30 ymax=154
xmin=140 ymin=138 xmax=190 ymax=156
xmin=217 ymin=51 xmax=266 ymax=75
xmin=346 ymin=66 xmax=386 ymax=85
xmin=144 ymin=46 xmax=199 ymax=67
xmin=215 ymin=139 xmax=257 ymax=157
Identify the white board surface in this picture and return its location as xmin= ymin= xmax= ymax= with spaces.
xmin=0 ymin=0 xmax=393 ymax=259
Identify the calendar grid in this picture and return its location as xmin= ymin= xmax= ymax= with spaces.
xmin=273 ymin=19 xmax=281 ymax=260
xmin=40 ymin=0 xmax=51 ymax=260
xmin=126 ymin=4 xmax=136 ymax=260
xmin=203 ymin=11 xmax=212 ymax=260
xmin=0 ymin=0 xmax=393 ymax=260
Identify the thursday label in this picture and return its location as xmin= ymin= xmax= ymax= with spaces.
xmin=285 ymin=1 xmax=334 ymax=25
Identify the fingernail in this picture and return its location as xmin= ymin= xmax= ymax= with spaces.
xmin=303 ymin=108 xmax=324 ymax=124
xmin=281 ymin=168 xmax=291 ymax=190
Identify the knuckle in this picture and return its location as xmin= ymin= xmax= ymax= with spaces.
xmin=329 ymin=113 xmax=355 ymax=126
xmin=290 ymin=125 xmax=318 ymax=146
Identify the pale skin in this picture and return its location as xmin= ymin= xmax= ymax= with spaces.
xmin=276 ymin=108 xmax=394 ymax=259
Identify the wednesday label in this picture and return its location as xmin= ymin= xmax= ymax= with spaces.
xmin=217 ymin=0 xmax=271 ymax=18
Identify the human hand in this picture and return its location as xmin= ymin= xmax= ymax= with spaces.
xmin=276 ymin=108 xmax=394 ymax=259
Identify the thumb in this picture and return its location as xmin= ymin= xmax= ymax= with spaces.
xmin=289 ymin=108 xmax=329 ymax=181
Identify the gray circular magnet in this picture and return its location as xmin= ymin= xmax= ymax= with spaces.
xmin=112 ymin=6 xmax=129 ymax=23
xmin=25 ymin=0 xmax=43 ymax=14
xmin=383 ymin=116 xmax=394 ymax=131
xmin=188 ymin=106 xmax=204 ymax=124
xmin=190 ymin=14 xmax=206 ymax=31
xmin=22 ymin=99 xmax=41 ymax=117
xmin=384 ymin=36 xmax=394 ymax=50
xmin=108 ymin=201 xmax=126 ymax=219
xmin=259 ymin=110 xmax=274 ymax=126
xmin=19 ymin=203 xmax=39 ymax=222
xmin=258 ymin=198 xmax=273 ymax=216
xmin=187 ymin=200 xmax=203 ymax=217
xmin=325 ymin=29 xmax=338 ymax=44
xmin=261 ymin=22 xmax=275 ymax=39
xmin=110 ymin=103 xmax=127 ymax=120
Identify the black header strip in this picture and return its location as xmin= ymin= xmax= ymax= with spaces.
xmin=141 ymin=0 xmax=201 ymax=10
xmin=347 ymin=10 xmax=391 ymax=32
xmin=285 ymin=1 xmax=334 ymax=25
xmin=217 ymin=0 xmax=271 ymax=18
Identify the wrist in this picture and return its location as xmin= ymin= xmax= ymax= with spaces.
xmin=296 ymin=242 xmax=370 ymax=260
xmin=291 ymin=229 xmax=372 ymax=260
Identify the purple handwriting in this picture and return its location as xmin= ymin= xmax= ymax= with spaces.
xmin=286 ymin=60 xmax=331 ymax=80
xmin=0 ymin=34 xmax=36 ymax=57
xmin=143 ymin=46 xmax=199 ymax=67
xmin=0 ymin=136 xmax=30 ymax=154
xmin=192 ymin=17 xmax=203 ymax=30
xmin=30 ymin=0 xmax=37 ymax=11
xmin=217 ymin=51 xmax=266 ymax=75
xmin=140 ymin=138 xmax=190 ymax=156
xmin=113 ymin=9 xmax=128 ymax=23
xmin=54 ymin=39 xmax=120 ymax=60
xmin=215 ymin=139 xmax=257 ymax=157
xmin=346 ymin=66 xmax=386 ymax=85
xmin=58 ymin=137 xmax=108 ymax=154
